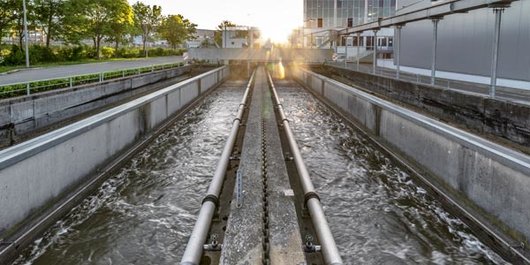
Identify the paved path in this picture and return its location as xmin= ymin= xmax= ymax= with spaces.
xmin=0 ymin=56 xmax=183 ymax=85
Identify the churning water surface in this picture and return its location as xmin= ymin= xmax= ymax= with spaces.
xmin=275 ymin=79 xmax=508 ymax=265
xmin=14 ymin=78 xmax=509 ymax=265
xmin=13 ymin=80 xmax=246 ymax=265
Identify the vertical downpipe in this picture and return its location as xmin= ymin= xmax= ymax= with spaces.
xmin=431 ymin=18 xmax=441 ymax=86
xmin=490 ymin=7 xmax=504 ymax=98
xmin=396 ymin=25 xmax=403 ymax=79
xmin=373 ymin=30 xmax=378 ymax=74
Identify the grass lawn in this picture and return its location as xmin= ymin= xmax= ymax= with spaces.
xmin=0 ymin=57 xmax=150 ymax=74
xmin=0 ymin=65 xmax=22 ymax=74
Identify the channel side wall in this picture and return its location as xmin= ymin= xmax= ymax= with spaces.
xmin=311 ymin=65 xmax=530 ymax=154
xmin=293 ymin=68 xmax=530 ymax=246
xmin=0 ymin=66 xmax=192 ymax=148
xmin=0 ymin=66 xmax=229 ymax=239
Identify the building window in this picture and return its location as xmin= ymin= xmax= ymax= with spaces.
xmin=318 ymin=18 xmax=323 ymax=28
xmin=347 ymin=18 xmax=353 ymax=28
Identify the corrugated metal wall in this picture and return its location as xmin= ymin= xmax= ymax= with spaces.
xmin=399 ymin=0 xmax=530 ymax=82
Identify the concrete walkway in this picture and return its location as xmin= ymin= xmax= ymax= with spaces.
xmin=0 ymin=56 xmax=182 ymax=85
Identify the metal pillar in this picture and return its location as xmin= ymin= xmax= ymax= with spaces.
xmin=22 ymin=0 xmax=30 ymax=68
xmin=431 ymin=18 xmax=441 ymax=85
xmin=396 ymin=25 xmax=402 ymax=79
xmin=333 ymin=0 xmax=338 ymax=27
xmin=344 ymin=36 xmax=348 ymax=67
xmin=373 ymin=30 xmax=378 ymax=74
xmin=223 ymin=24 xmax=227 ymax=48
xmin=490 ymin=8 xmax=504 ymax=98
xmin=356 ymin=32 xmax=361 ymax=70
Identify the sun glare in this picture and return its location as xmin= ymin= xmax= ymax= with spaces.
xmin=243 ymin=0 xmax=302 ymax=44
xmin=258 ymin=23 xmax=296 ymax=44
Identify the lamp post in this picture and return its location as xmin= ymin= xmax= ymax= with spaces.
xmin=22 ymin=0 xmax=30 ymax=68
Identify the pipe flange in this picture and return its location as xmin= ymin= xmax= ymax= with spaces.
xmin=202 ymin=194 xmax=219 ymax=207
xmin=304 ymin=191 xmax=321 ymax=206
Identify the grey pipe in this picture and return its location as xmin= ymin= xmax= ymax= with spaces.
xmin=267 ymin=72 xmax=343 ymax=265
xmin=181 ymin=70 xmax=256 ymax=265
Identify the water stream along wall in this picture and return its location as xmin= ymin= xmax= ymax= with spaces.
xmin=13 ymin=78 xmax=508 ymax=264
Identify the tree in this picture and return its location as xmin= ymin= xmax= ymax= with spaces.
xmin=215 ymin=20 xmax=236 ymax=47
xmin=0 ymin=0 xmax=19 ymax=46
xmin=34 ymin=0 xmax=65 ymax=47
xmin=132 ymin=2 xmax=162 ymax=57
xmin=158 ymin=14 xmax=197 ymax=49
xmin=106 ymin=2 xmax=134 ymax=50
xmin=12 ymin=0 xmax=36 ymax=49
xmin=64 ymin=0 xmax=132 ymax=58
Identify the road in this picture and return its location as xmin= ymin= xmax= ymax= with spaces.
xmin=0 ymin=56 xmax=183 ymax=85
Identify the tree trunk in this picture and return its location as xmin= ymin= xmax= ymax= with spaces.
xmin=46 ymin=18 xmax=52 ymax=48
xmin=92 ymin=38 xmax=97 ymax=59
xmin=143 ymin=36 xmax=147 ymax=58
xmin=46 ymin=30 xmax=51 ymax=48
xmin=96 ymin=37 xmax=102 ymax=59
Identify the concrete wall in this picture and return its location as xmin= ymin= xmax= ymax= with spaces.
xmin=0 ymin=66 xmax=229 ymax=240
xmin=312 ymin=65 xmax=530 ymax=154
xmin=0 ymin=66 xmax=192 ymax=148
xmin=399 ymin=0 xmax=530 ymax=81
xmin=293 ymin=68 xmax=530 ymax=247
xmin=188 ymin=48 xmax=332 ymax=63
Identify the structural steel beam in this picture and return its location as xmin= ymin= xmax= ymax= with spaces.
xmin=338 ymin=0 xmax=516 ymax=35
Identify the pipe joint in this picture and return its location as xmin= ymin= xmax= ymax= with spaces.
xmin=202 ymin=194 xmax=219 ymax=207
xmin=304 ymin=191 xmax=321 ymax=206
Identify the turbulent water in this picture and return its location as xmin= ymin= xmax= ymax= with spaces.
xmin=13 ymin=80 xmax=246 ymax=265
xmin=13 ymin=78 xmax=509 ymax=265
xmin=274 ymin=79 xmax=508 ymax=264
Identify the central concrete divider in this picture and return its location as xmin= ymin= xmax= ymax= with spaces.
xmin=292 ymin=67 xmax=530 ymax=262
xmin=0 ymin=66 xmax=229 ymax=262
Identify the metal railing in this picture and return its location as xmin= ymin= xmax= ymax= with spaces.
xmin=180 ymin=70 xmax=256 ymax=265
xmin=267 ymin=71 xmax=343 ymax=265
xmin=324 ymin=61 xmax=530 ymax=102
xmin=0 ymin=62 xmax=185 ymax=99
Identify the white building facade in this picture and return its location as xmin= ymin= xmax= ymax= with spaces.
xmin=301 ymin=0 xmax=397 ymax=59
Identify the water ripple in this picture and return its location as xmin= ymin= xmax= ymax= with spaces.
xmin=13 ymin=81 xmax=246 ymax=265
xmin=276 ymin=82 xmax=509 ymax=265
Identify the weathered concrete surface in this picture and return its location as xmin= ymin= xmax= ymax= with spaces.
xmin=294 ymin=68 xmax=530 ymax=254
xmin=220 ymin=68 xmax=305 ymax=264
xmin=262 ymin=75 xmax=306 ymax=264
xmin=0 ymin=67 xmax=229 ymax=256
xmin=189 ymin=48 xmax=331 ymax=63
xmin=220 ymin=68 xmax=265 ymax=265
xmin=0 ymin=66 xmax=193 ymax=148
xmin=311 ymin=65 xmax=530 ymax=155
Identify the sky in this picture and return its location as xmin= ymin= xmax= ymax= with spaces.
xmin=128 ymin=0 xmax=304 ymax=43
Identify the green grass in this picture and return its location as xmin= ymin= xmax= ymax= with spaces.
xmin=0 ymin=65 xmax=23 ymax=74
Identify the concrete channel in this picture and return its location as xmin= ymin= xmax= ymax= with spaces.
xmin=2 ymin=62 xmax=529 ymax=264
xmin=0 ymin=66 xmax=229 ymax=264
xmin=0 ymin=65 xmax=199 ymax=149
xmin=293 ymin=66 xmax=530 ymax=263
